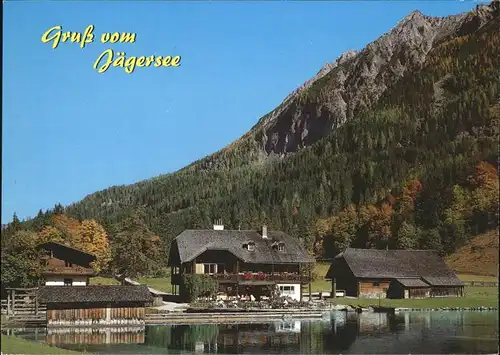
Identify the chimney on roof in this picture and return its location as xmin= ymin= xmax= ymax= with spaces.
xmin=213 ymin=219 xmax=224 ymax=230
xmin=262 ymin=225 xmax=268 ymax=239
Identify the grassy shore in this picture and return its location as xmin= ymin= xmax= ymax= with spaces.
xmin=327 ymin=286 xmax=498 ymax=308
xmin=89 ymin=275 xmax=173 ymax=292
xmin=1 ymin=334 xmax=84 ymax=354
xmin=137 ymin=275 xmax=172 ymax=291
xmin=311 ymin=262 xmax=331 ymax=292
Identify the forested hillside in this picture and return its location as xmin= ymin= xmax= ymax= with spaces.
xmin=2 ymin=2 xmax=499 ymax=288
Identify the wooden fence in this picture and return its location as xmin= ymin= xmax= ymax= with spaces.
xmin=462 ymin=281 xmax=499 ymax=287
xmin=1 ymin=288 xmax=46 ymax=316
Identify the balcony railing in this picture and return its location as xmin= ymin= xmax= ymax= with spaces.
xmin=238 ymin=272 xmax=310 ymax=283
xmin=43 ymin=266 xmax=95 ymax=276
xmin=171 ymin=272 xmax=311 ymax=284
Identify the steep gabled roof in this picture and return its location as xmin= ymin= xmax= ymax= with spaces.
xmin=37 ymin=285 xmax=153 ymax=304
xmin=326 ymin=248 xmax=464 ymax=286
xmin=171 ymin=229 xmax=314 ymax=265
xmin=37 ymin=242 xmax=97 ymax=266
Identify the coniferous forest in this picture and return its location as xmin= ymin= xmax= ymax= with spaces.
xmin=1 ymin=3 xmax=499 ymax=288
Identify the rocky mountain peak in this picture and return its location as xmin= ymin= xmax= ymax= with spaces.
xmin=474 ymin=1 xmax=499 ymax=17
xmin=250 ymin=2 xmax=498 ymax=155
xmin=404 ymin=9 xmax=425 ymax=20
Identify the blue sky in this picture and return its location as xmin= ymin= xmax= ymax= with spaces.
xmin=2 ymin=1 xmax=482 ymax=223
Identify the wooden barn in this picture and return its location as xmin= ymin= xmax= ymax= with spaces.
xmin=325 ymin=248 xmax=464 ymax=299
xmin=37 ymin=285 xmax=153 ymax=327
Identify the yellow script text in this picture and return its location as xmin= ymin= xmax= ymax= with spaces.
xmin=41 ymin=25 xmax=95 ymax=49
xmin=93 ymin=49 xmax=181 ymax=74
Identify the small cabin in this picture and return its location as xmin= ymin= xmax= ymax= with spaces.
xmin=37 ymin=285 xmax=153 ymax=327
xmin=38 ymin=242 xmax=97 ymax=286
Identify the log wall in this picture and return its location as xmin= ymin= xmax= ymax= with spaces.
xmin=408 ymin=288 xmax=431 ymax=298
xmin=387 ymin=282 xmax=432 ymax=299
xmin=430 ymin=286 xmax=463 ymax=297
xmin=46 ymin=304 xmax=146 ymax=326
xmin=358 ymin=280 xmax=391 ymax=298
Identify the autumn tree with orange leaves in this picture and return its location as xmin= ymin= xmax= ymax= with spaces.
xmin=468 ymin=162 xmax=499 ymax=233
xmin=358 ymin=203 xmax=393 ymax=249
xmin=73 ymin=219 xmax=112 ymax=273
xmin=38 ymin=226 xmax=64 ymax=244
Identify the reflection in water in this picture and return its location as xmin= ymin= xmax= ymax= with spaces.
xmin=146 ymin=322 xmax=307 ymax=354
xmin=331 ymin=311 xmax=499 ymax=355
xmin=2 ymin=311 xmax=498 ymax=354
xmin=46 ymin=326 xmax=146 ymax=345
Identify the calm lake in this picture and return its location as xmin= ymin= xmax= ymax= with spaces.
xmin=3 ymin=311 xmax=499 ymax=354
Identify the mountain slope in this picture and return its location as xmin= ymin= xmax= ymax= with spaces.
xmin=445 ymin=229 xmax=499 ymax=277
xmin=7 ymin=2 xmax=500 ymax=259
xmin=253 ymin=9 xmax=468 ymax=154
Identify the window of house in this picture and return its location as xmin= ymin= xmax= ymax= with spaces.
xmin=279 ymin=285 xmax=295 ymax=295
xmin=65 ymin=260 xmax=73 ymax=267
xmin=204 ymin=264 xmax=217 ymax=274
xmin=372 ymin=282 xmax=380 ymax=287
xmin=272 ymin=242 xmax=285 ymax=252
xmin=64 ymin=278 xmax=73 ymax=286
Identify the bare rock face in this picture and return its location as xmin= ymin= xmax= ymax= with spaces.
xmin=251 ymin=2 xmax=498 ymax=155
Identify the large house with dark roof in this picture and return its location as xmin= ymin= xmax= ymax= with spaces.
xmin=168 ymin=223 xmax=315 ymax=301
xmin=325 ymin=248 xmax=464 ymax=299
xmin=37 ymin=242 xmax=97 ymax=286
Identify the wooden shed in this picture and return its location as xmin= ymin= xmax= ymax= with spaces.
xmin=37 ymin=285 xmax=153 ymax=327
xmin=389 ymin=278 xmax=431 ymax=299
xmin=325 ymin=248 xmax=464 ymax=299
